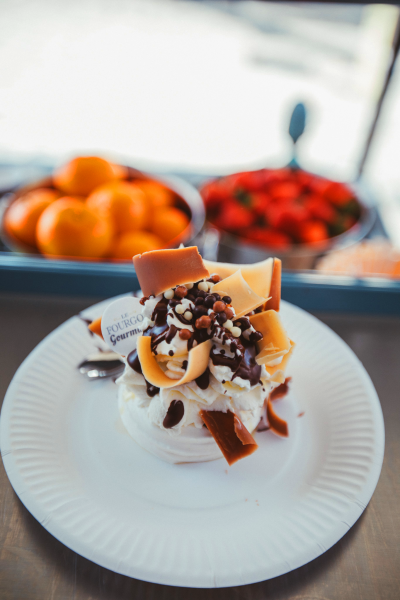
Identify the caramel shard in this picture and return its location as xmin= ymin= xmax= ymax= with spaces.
xmin=137 ymin=336 xmax=212 ymax=388
xmin=249 ymin=310 xmax=290 ymax=365
xmin=267 ymin=398 xmax=288 ymax=437
xmin=264 ymin=258 xmax=281 ymax=312
xmin=270 ymin=377 xmax=291 ymax=401
xmin=88 ymin=317 xmax=104 ymax=340
xmin=133 ymin=247 xmax=209 ymax=297
xmin=212 ymin=270 xmax=266 ymax=318
xmin=204 ymin=257 xmax=273 ymax=299
xmin=200 ymin=410 xmax=258 ymax=465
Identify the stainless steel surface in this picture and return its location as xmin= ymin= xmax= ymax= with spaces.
xmin=78 ymin=359 xmax=124 ymax=380
xmin=0 ymin=293 xmax=399 ymax=600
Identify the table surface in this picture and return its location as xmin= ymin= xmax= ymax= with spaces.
xmin=0 ymin=293 xmax=399 ymax=600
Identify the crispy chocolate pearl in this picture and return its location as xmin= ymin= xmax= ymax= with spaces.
xmin=168 ymin=350 xmax=174 ymax=356
xmin=211 ymin=274 xmax=221 ymax=283
xmin=179 ymin=328 xmax=192 ymax=340
xmin=222 ymin=296 xmax=232 ymax=304
xmin=213 ymin=293 xmax=221 ymax=301
xmin=196 ymin=315 xmax=211 ymax=329
xmin=186 ymin=294 xmax=196 ymax=302
xmin=139 ymin=296 xmax=149 ymax=306
xmin=217 ymin=312 xmax=228 ymax=324
xmin=213 ymin=300 xmax=226 ymax=313
xmin=197 ymin=290 xmax=207 ymax=299
xmin=225 ymin=307 xmax=234 ymax=320
xmin=204 ymin=295 xmax=216 ymax=308
xmin=175 ymin=286 xmax=188 ymax=299
xmin=195 ymin=297 xmax=204 ymax=305
xmin=193 ymin=305 xmax=208 ymax=319
xmin=169 ymin=300 xmax=179 ymax=307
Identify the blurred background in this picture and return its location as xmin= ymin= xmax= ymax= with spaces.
xmin=1 ymin=0 xmax=400 ymax=310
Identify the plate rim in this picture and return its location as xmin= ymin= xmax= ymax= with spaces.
xmin=0 ymin=299 xmax=385 ymax=588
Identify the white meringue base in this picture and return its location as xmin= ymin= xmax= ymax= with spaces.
xmin=118 ymin=384 xmax=223 ymax=464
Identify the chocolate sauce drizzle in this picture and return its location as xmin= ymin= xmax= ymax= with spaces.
xmin=163 ymin=400 xmax=184 ymax=428
xmin=195 ymin=367 xmax=210 ymax=390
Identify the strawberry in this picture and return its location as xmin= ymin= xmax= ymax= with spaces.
xmin=303 ymin=195 xmax=337 ymax=224
xmin=299 ymin=220 xmax=328 ymax=244
xmin=269 ymin=181 xmax=301 ymax=202
xmin=324 ymin=181 xmax=353 ymax=206
xmin=215 ymin=201 xmax=254 ymax=232
xmin=245 ymin=227 xmax=291 ymax=249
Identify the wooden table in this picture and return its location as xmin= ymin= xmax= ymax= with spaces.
xmin=0 ymin=293 xmax=399 ymax=600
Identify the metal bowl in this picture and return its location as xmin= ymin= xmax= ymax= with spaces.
xmin=211 ymin=179 xmax=376 ymax=270
xmin=0 ymin=166 xmax=206 ymax=261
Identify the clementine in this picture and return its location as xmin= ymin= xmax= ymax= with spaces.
xmin=4 ymin=188 xmax=60 ymax=247
xmin=87 ymin=181 xmax=147 ymax=233
xmin=36 ymin=197 xmax=113 ymax=258
xmin=132 ymin=179 xmax=175 ymax=209
xmin=150 ymin=207 xmax=190 ymax=242
xmin=112 ymin=231 xmax=163 ymax=259
xmin=53 ymin=156 xmax=122 ymax=196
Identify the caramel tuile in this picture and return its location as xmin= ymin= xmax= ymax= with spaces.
xmin=264 ymin=340 xmax=295 ymax=378
xmin=264 ymin=258 xmax=281 ymax=312
xmin=133 ymin=247 xmax=209 ymax=297
xmin=249 ymin=310 xmax=290 ymax=365
xmin=137 ymin=336 xmax=212 ymax=388
xmin=212 ymin=270 xmax=266 ymax=318
xmin=267 ymin=398 xmax=289 ymax=437
xmin=88 ymin=317 xmax=104 ymax=340
xmin=200 ymin=410 xmax=258 ymax=465
xmin=203 ymin=257 xmax=273 ymax=299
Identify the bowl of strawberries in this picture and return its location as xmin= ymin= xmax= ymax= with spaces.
xmin=201 ymin=167 xmax=375 ymax=269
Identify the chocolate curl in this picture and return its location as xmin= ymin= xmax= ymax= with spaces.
xmin=200 ymin=410 xmax=258 ymax=465
xmin=266 ymin=398 xmax=288 ymax=437
xmin=132 ymin=247 xmax=209 ymax=297
xmin=88 ymin=316 xmax=104 ymax=340
xmin=264 ymin=258 xmax=281 ymax=312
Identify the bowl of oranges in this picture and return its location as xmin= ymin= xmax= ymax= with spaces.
xmin=1 ymin=156 xmax=205 ymax=261
xmin=201 ymin=167 xmax=375 ymax=269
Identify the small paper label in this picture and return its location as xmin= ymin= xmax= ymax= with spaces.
xmin=101 ymin=297 xmax=144 ymax=356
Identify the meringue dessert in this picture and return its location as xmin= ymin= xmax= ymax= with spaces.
xmin=88 ymin=247 xmax=295 ymax=465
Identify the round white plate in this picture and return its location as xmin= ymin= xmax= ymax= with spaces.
xmin=1 ymin=299 xmax=384 ymax=588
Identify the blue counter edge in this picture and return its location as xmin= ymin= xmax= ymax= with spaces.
xmin=1 ymin=254 xmax=399 ymax=315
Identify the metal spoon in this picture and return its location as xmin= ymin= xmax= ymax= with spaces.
xmin=78 ymin=352 xmax=125 ymax=380
xmin=288 ymin=102 xmax=306 ymax=168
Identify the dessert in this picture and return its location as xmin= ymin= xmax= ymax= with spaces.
xmin=88 ymin=247 xmax=295 ymax=465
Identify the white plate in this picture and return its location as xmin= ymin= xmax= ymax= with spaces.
xmin=0 ymin=299 xmax=385 ymax=588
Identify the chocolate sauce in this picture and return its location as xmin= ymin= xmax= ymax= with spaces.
xmin=182 ymin=360 xmax=188 ymax=370
xmin=146 ymin=380 xmax=160 ymax=397
xmin=195 ymin=367 xmax=210 ymax=390
xmin=165 ymin=324 xmax=178 ymax=344
xmin=127 ymin=349 xmax=142 ymax=374
xmin=163 ymin=400 xmax=184 ymax=428
xmin=210 ymin=335 xmax=261 ymax=387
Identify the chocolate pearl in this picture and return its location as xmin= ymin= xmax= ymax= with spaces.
xmin=217 ymin=312 xmax=228 ymax=324
xmin=204 ymin=295 xmax=216 ymax=308
xmin=175 ymin=285 xmax=188 ymax=299
xmin=139 ymin=296 xmax=149 ymax=305
xmin=179 ymin=329 xmax=192 ymax=340
xmin=195 ymin=315 xmax=211 ymax=329
xmin=225 ymin=307 xmax=234 ymax=320
xmin=193 ymin=305 xmax=208 ymax=319
xmin=195 ymin=297 xmax=204 ymax=305
xmin=186 ymin=294 xmax=196 ymax=302
xmin=197 ymin=290 xmax=207 ymax=299
xmin=222 ymin=296 xmax=232 ymax=304
xmin=211 ymin=274 xmax=221 ymax=283
xmin=169 ymin=300 xmax=179 ymax=307
xmin=250 ymin=331 xmax=263 ymax=343
xmin=213 ymin=293 xmax=221 ymax=301
xmin=213 ymin=300 xmax=226 ymax=313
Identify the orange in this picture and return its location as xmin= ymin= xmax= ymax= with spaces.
xmin=150 ymin=207 xmax=190 ymax=242
xmin=4 ymin=188 xmax=60 ymax=247
xmin=87 ymin=181 xmax=147 ymax=233
xmin=53 ymin=156 xmax=122 ymax=196
xmin=132 ymin=179 xmax=175 ymax=209
xmin=112 ymin=231 xmax=163 ymax=259
xmin=36 ymin=197 xmax=113 ymax=258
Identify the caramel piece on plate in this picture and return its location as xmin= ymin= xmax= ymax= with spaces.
xmin=264 ymin=258 xmax=281 ymax=312
xmin=137 ymin=336 xmax=212 ymax=388
xmin=133 ymin=247 xmax=209 ymax=297
xmin=88 ymin=316 xmax=104 ymax=340
xmin=249 ymin=310 xmax=291 ymax=365
xmin=200 ymin=409 xmax=258 ymax=465
xmin=270 ymin=377 xmax=291 ymax=401
xmin=267 ymin=398 xmax=289 ymax=437
xmin=212 ymin=270 xmax=266 ymax=318
xmin=204 ymin=257 xmax=273 ymax=299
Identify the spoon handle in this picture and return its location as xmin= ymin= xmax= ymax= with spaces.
xmin=288 ymin=102 xmax=306 ymax=169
